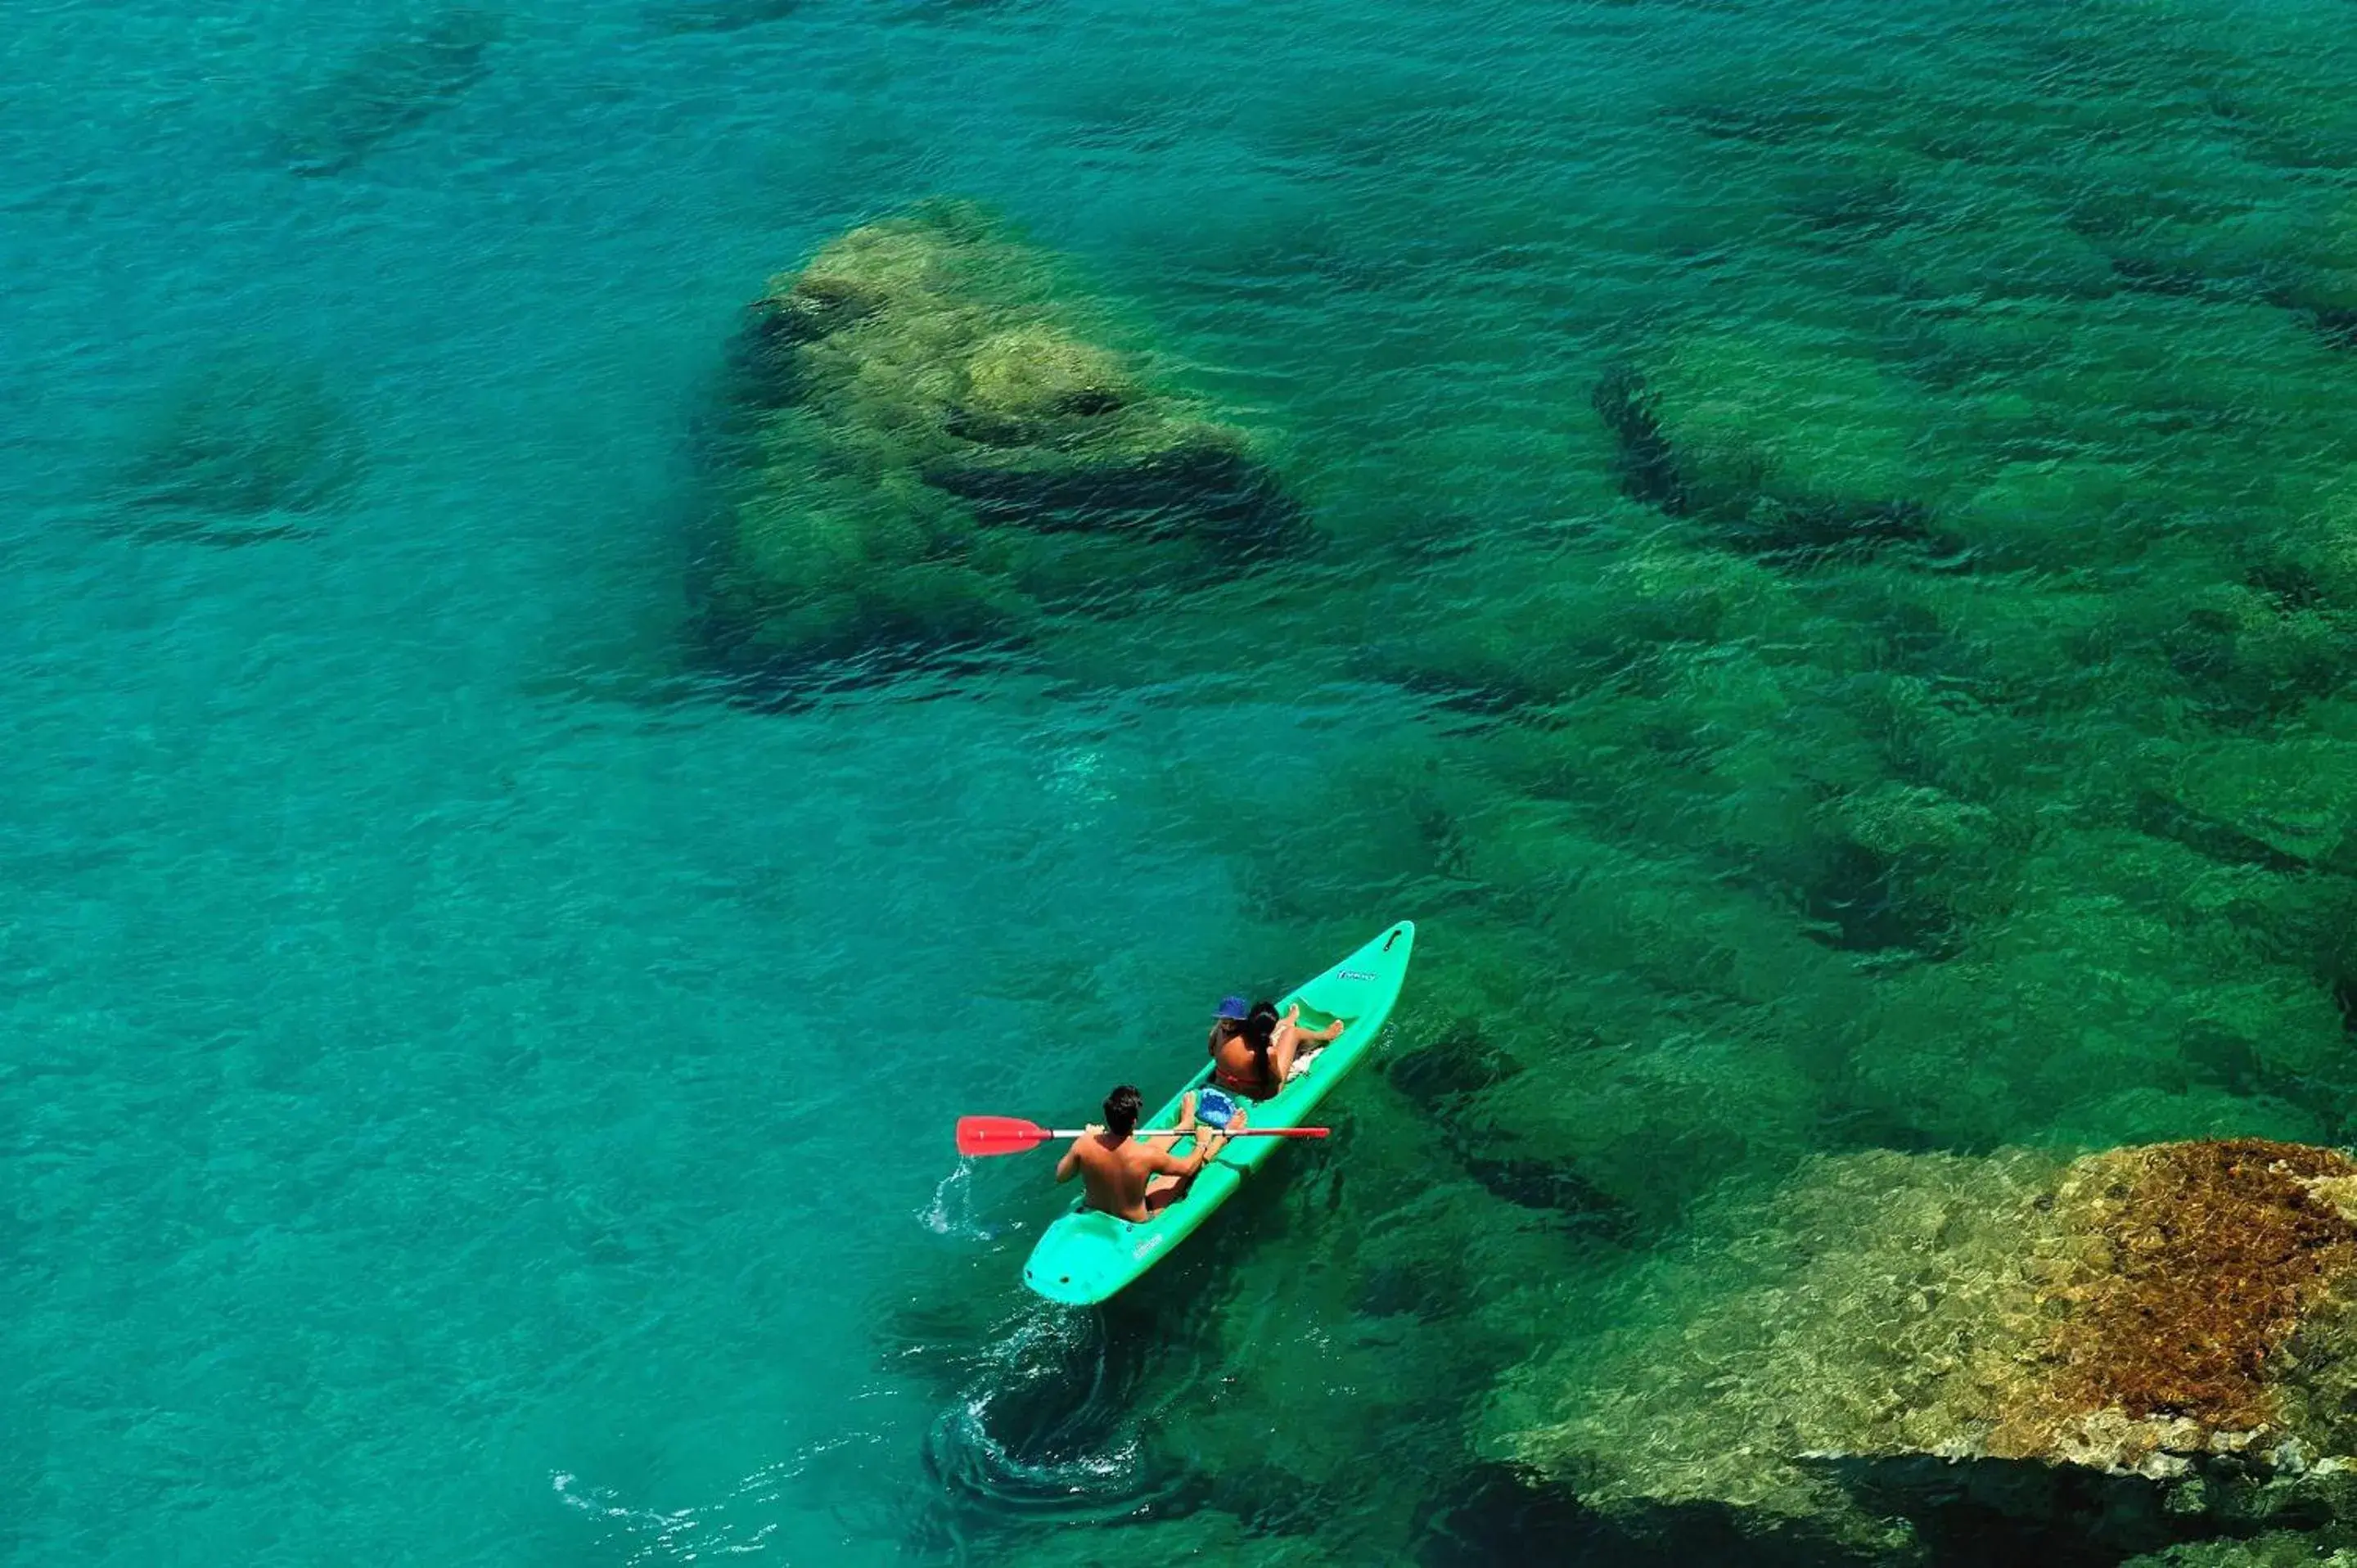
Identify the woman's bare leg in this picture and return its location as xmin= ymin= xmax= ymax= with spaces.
xmin=1276 ymin=1010 xmax=1347 ymax=1080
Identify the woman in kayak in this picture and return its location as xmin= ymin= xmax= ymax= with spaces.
xmin=1204 ymin=994 xmax=1343 ymax=1116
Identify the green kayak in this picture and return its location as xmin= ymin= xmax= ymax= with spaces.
xmin=1021 ymin=921 xmax=1417 ymax=1306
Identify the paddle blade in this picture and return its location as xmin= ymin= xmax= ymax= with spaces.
xmin=957 ymin=1115 xmax=1052 ymax=1157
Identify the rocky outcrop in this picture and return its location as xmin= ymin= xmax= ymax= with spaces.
xmin=697 ymin=201 xmax=1296 ymax=674
xmin=1489 ymin=1139 xmax=2357 ymax=1561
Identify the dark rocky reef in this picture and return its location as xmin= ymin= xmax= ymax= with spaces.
xmin=277 ymin=9 xmax=502 ymax=177
xmin=693 ymin=201 xmax=1299 ymax=678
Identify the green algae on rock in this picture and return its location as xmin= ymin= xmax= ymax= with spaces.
xmin=697 ymin=203 xmax=1297 ymax=674
xmin=1489 ymin=1139 xmax=2357 ymax=1562
xmin=1303 ymin=412 xmax=2357 ymax=1151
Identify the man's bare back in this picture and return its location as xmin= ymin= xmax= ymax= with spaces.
xmin=1057 ymin=1088 xmax=1239 ymax=1221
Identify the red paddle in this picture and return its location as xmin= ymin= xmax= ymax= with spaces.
xmin=956 ymin=1115 xmax=1332 ymax=1157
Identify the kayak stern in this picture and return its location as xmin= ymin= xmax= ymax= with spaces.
xmin=1023 ymin=1210 xmax=1160 ymax=1305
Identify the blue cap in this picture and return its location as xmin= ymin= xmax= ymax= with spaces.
xmin=1215 ymin=994 xmax=1250 ymax=1021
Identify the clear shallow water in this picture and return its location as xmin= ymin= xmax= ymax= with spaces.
xmin=12 ymin=0 xmax=2357 ymax=1562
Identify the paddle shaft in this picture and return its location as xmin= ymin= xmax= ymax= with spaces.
xmin=1037 ymin=1127 xmax=1328 ymax=1140
xmin=955 ymin=1114 xmax=1332 ymax=1157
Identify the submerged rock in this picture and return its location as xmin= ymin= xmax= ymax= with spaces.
xmin=2125 ymin=1533 xmax=2357 ymax=1568
xmin=1490 ymin=1138 xmax=2357 ymax=1561
xmin=277 ymin=9 xmax=502 ymax=177
xmin=2161 ymin=733 xmax=2357 ymax=871
xmin=642 ymin=0 xmax=801 ymax=34
xmin=696 ymin=201 xmax=1296 ymax=674
xmin=107 ymin=354 xmax=363 ymax=543
xmin=1595 ymin=331 xmax=1947 ymax=565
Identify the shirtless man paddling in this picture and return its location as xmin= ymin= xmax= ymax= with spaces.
xmin=1057 ymin=1084 xmax=1240 ymax=1222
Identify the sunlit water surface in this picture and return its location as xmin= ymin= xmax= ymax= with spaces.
xmin=11 ymin=0 xmax=2357 ymax=1563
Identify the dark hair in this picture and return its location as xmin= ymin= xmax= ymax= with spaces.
xmin=1242 ymin=1000 xmax=1280 ymax=1087
xmin=1104 ymin=1084 xmax=1143 ymax=1139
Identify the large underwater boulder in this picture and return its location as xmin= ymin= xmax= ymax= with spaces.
xmin=1489 ymin=1138 xmax=2357 ymax=1562
xmin=1593 ymin=329 xmax=1948 ymax=564
xmin=2160 ymin=731 xmax=2357 ymax=872
xmin=696 ymin=201 xmax=1296 ymax=674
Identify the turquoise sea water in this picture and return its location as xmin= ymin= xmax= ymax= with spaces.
xmin=13 ymin=0 xmax=2357 ymax=1562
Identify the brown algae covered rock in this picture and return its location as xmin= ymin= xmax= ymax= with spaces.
xmin=1489 ymin=1139 xmax=2357 ymax=1559
xmin=697 ymin=201 xmax=1297 ymax=674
